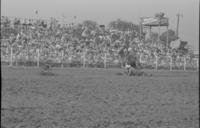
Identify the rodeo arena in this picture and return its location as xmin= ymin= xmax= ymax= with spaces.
xmin=1 ymin=12 xmax=199 ymax=128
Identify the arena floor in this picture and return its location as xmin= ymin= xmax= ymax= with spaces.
xmin=1 ymin=66 xmax=199 ymax=128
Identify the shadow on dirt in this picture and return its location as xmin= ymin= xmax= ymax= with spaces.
xmin=115 ymin=72 xmax=124 ymax=76
xmin=115 ymin=70 xmax=152 ymax=77
xmin=39 ymin=70 xmax=58 ymax=76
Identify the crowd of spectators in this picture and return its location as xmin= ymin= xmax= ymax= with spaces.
xmin=1 ymin=16 xmax=197 ymax=68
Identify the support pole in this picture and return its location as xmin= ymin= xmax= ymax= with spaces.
xmin=10 ymin=46 xmax=13 ymax=66
xmin=176 ymin=13 xmax=183 ymax=38
xmin=176 ymin=14 xmax=180 ymax=38
xmin=166 ymin=25 xmax=169 ymax=52
xmin=158 ymin=18 xmax=161 ymax=44
xmin=149 ymin=26 xmax=152 ymax=43
xmin=37 ymin=49 xmax=40 ymax=67
xmin=139 ymin=18 xmax=142 ymax=41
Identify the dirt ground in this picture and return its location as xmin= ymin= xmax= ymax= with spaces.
xmin=1 ymin=66 xmax=199 ymax=128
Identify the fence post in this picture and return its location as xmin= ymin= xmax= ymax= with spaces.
xmin=61 ymin=50 xmax=64 ymax=68
xmin=10 ymin=46 xmax=13 ymax=66
xmin=37 ymin=49 xmax=40 ymax=67
xmin=83 ymin=49 xmax=86 ymax=68
xmin=170 ymin=56 xmax=172 ymax=71
xmin=104 ymin=52 xmax=107 ymax=69
xmin=183 ymin=57 xmax=186 ymax=71
xmin=139 ymin=54 xmax=142 ymax=64
xmin=6 ymin=47 xmax=9 ymax=55
xmin=155 ymin=55 xmax=158 ymax=70
xmin=196 ymin=59 xmax=199 ymax=71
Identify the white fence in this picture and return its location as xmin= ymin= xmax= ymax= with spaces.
xmin=1 ymin=46 xmax=199 ymax=71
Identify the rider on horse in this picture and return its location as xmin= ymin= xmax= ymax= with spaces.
xmin=119 ymin=44 xmax=144 ymax=76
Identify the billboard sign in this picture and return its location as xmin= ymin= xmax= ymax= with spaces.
xmin=142 ymin=17 xmax=169 ymax=26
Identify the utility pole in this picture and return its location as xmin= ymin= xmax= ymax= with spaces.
xmin=176 ymin=13 xmax=183 ymax=38
xmin=61 ymin=14 xmax=66 ymax=27
xmin=158 ymin=17 xmax=161 ymax=43
xmin=139 ymin=17 xmax=143 ymax=41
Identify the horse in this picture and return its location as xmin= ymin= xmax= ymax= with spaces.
xmin=118 ymin=47 xmax=141 ymax=69
xmin=118 ymin=47 xmax=148 ymax=76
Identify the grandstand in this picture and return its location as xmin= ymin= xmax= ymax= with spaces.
xmin=1 ymin=15 xmax=199 ymax=71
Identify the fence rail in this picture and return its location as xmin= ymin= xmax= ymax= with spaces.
xmin=1 ymin=47 xmax=199 ymax=71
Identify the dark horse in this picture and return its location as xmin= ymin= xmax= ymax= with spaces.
xmin=118 ymin=47 xmax=142 ymax=69
xmin=118 ymin=47 xmax=149 ymax=76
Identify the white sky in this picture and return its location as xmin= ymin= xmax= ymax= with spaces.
xmin=1 ymin=0 xmax=199 ymax=50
